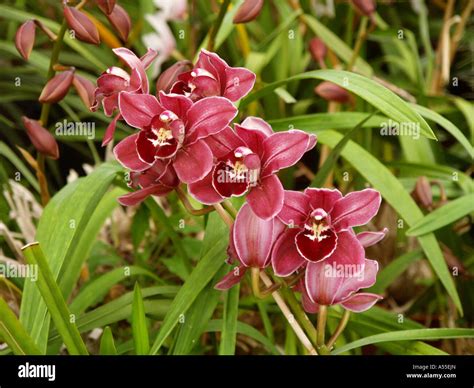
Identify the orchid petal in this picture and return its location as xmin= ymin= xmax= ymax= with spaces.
xmin=118 ymin=92 xmax=162 ymax=129
xmin=233 ymin=203 xmax=274 ymax=268
xmin=340 ymin=293 xmax=383 ymax=313
xmin=331 ymin=189 xmax=382 ymax=231
xmin=303 ymin=188 xmax=342 ymax=213
xmin=173 ymin=139 xmax=213 ymax=183
xmin=356 ymin=228 xmax=388 ymax=247
xmin=113 ymin=134 xmax=150 ymax=171
xmin=271 ymin=228 xmax=306 ymax=277
xmin=246 ymin=174 xmax=284 ymax=220
xmin=278 ymin=190 xmax=310 ymax=226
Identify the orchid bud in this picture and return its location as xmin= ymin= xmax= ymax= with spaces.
xmin=156 ymin=60 xmax=192 ymax=93
xmin=411 ymin=176 xmax=432 ymax=210
xmin=106 ymin=4 xmax=131 ymax=42
xmin=352 ymin=0 xmax=376 ymax=17
xmin=64 ymin=6 xmax=100 ymax=45
xmin=309 ymin=38 xmax=326 ymax=67
xmin=96 ymin=0 xmax=117 ymax=15
xmin=233 ymin=0 xmax=264 ymax=24
xmin=314 ymin=81 xmax=352 ymax=104
xmin=39 ymin=70 xmax=74 ymax=103
xmin=22 ymin=117 xmax=59 ymax=159
xmin=15 ymin=20 xmax=36 ymax=60
xmin=72 ymin=75 xmax=95 ymax=109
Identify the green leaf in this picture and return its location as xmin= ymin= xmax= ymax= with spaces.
xmin=312 ymin=112 xmax=377 ymax=187
xmin=412 ymin=104 xmax=474 ymax=158
xmin=172 ymin=269 xmax=225 ymax=355
xmin=242 ymin=69 xmax=436 ymax=140
xmin=149 ymin=213 xmax=228 ymax=354
xmin=407 ymin=194 xmax=474 ymax=236
xmin=0 ymin=298 xmax=41 ymax=355
xmin=368 ymin=251 xmax=423 ymax=294
xmin=302 ymin=14 xmax=372 ymax=76
xmin=269 ymin=112 xmax=387 ymax=132
xmin=0 ymin=141 xmax=39 ymax=192
xmin=99 ymin=326 xmax=117 ymax=355
xmin=70 ymin=266 xmax=160 ymax=316
xmin=219 ymin=283 xmax=240 ymax=355
xmin=48 ymin=287 xmax=177 ymax=343
xmin=207 ymin=320 xmax=280 ymax=355
xmin=132 ymin=283 xmax=150 ymax=355
xmin=317 ymin=130 xmax=462 ymax=314
xmin=20 ymin=162 xmax=122 ymax=353
xmin=22 ymin=243 xmax=88 ymax=355
xmin=331 ymin=328 xmax=474 ymax=355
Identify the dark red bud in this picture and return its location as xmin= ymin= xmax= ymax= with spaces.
xmin=72 ymin=74 xmax=95 ymax=109
xmin=314 ymin=81 xmax=352 ymax=104
xmin=233 ymin=0 xmax=264 ymax=24
xmin=22 ymin=116 xmax=59 ymax=159
xmin=156 ymin=60 xmax=192 ymax=93
xmin=15 ymin=20 xmax=36 ymax=60
xmin=412 ymin=176 xmax=432 ymax=210
xmin=352 ymin=0 xmax=376 ymax=17
xmin=39 ymin=70 xmax=74 ymax=103
xmin=64 ymin=6 xmax=100 ymax=45
xmin=309 ymin=38 xmax=327 ymax=66
xmin=106 ymin=4 xmax=131 ymax=42
xmin=97 ymin=0 xmax=117 ymax=15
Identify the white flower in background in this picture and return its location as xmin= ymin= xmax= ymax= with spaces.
xmin=142 ymin=0 xmax=187 ymax=77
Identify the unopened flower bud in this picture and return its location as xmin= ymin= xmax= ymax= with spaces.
xmin=22 ymin=116 xmax=59 ymax=159
xmin=106 ymin=4 xmax=131 ymax=42
xmin=64 ymin=6 xmax=100 ymax=45
xmin=233 ymin=0 xmax=264 ymax=24
xmin=96 ymin=0 xmax=117 ymax=15
xmin=352 ymin=0 xmax=376 ymax=17
xmin=39 ymin=70 xmax=74 ymax=103
xmin=314 ymin=81 xmax=352 ymax=104
xmin=309 ymin=38 xmax=327 ymax=68
xmin=156 ymin=60 xmax=192 ymax=93
xmin=412 ymin=176 xmax=432 ymax=210
xmin=72 ymin=75 xmax=95 ymax=109
xmin=15 ymin=20 xmax=36 ymax=60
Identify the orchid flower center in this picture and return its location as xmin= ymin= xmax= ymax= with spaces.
xmin=148 ymin=111 xmax=179 ymax=148
xmin=304 ymin=209 xmax=331 ymax=242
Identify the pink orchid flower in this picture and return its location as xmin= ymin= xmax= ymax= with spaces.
xmin=171 ymin=49 xmax=256 ymax=102
xmin=296 ymin=256 xmax=383 ymax=313
xmin=91 ymin=47 xmax=157 ymax=146
xmin=271 ymin=188 xmax=381 ymax=277
xmin=116 ymin=158 xmax=180 ymax=206
xmin=188 ymin=118 xmax=316 ymax=220
xmin=114 ymin=91 xmax=237 ymax=184
xmin=215 ymin=203 xmax=285 ymax=290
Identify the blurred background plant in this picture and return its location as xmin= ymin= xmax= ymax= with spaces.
xmin=0 ymin=0 xmax=473 ymax=355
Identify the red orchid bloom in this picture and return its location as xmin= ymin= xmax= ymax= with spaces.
xmin=114 ymin=91 xmax=237 ymax=184
xmin=297 ymin=256 xmax=382 ymax=313
xmin=171 ymin=49 xmax=256 ymax=102
xmin=215 ymin=203 xmax=285 ymax=290
xmin=116 ymin=157 xmax=180 ymax=206
xmin=91 ymin=47 xmax=157 ymax=146
xmin=188 ymin=117 xmax=316 ymax=220
xmin=271 ymin=188 xmax=381 ymax=277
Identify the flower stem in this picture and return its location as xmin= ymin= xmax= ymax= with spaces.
xmin=259 ymin=271 xmax=318 ymax=355
xmin=280 ymin=287 xmax=318 ymax=346
xmin=175 ymin=187 xmax=215 ymax=216
xmin=316 ymin=305 xmax=328 ymax=348
xmin=35 ymin=19 xmax=68 ymax=206
xmin=222 ymin=199 xmax=238 ymax=218
xmin=207 ymin=0 xmax=231 ymax=51
xmin=326 ymin=309 xmax=351 ymax=350
xmin=347 ymin=16 xmax=368 ymax=71
xmin=251 ymin=268 xmax=281 ymax=298
xmin=213 ymin=203 xmax=234 ymax=227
